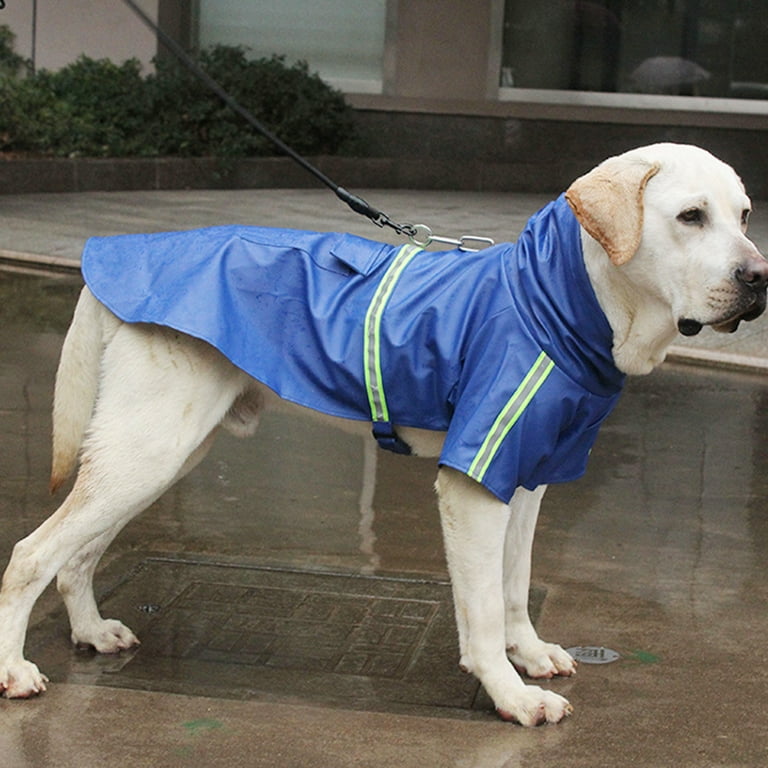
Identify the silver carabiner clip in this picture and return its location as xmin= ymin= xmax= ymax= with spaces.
xmin=458 ymin=235 xmax=496 ymax=252
xmin=408 ymin=224 xmax=494 ymax=252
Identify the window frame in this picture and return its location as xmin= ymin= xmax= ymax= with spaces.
xmin=493 ymin=0 xmax=768 ymax=129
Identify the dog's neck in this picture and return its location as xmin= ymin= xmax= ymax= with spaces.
xmin=581 ymin=234 xmax=679 ymax=376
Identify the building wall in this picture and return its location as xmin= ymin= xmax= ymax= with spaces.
xmin=387 ymin=0 xmax=501 ymax=100
xmin=2 ymin=1 xmax=767 ymax=196
xmin=2 ymin=0 xmax=501 ymax=97
xmin=2 ymin=0 xmax=158 ymax=72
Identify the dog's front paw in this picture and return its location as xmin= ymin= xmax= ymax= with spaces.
xmin=0 ymin=658 xmax=49 ymax=698
xmin=495 ymin=685 xmax=573 ymax=726
xmin=71 ymin=618 xmax=140 ymax=654
xmin=508 ymin=640 xmax=576 ymax=679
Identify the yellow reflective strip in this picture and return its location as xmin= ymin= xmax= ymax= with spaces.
xmin=363 ymin=244 xmax=422 ymax=422
xmin=467 ymin=352 xmax=555 ymax=483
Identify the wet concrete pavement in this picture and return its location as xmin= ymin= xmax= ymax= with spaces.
xmin=3 ymin=189 xmax=768 ymax=766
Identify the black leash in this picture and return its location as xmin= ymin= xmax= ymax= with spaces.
xmin=120 ymin=0 xmax=421 ymax=240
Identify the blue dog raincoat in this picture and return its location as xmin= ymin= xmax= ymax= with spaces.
xmin=82 ymin=194 xmax=624 ymax=503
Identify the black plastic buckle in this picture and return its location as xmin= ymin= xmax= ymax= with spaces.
xmin=372 ymin=421 xmax=412 ymax=456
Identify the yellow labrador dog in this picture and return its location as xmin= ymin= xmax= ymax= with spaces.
xmin=1 ymin=143 xmax=766 ymax=726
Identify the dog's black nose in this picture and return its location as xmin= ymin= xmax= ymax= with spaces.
xmin=736 ymin=260 xmax=768 ymax=291
xmin=678 ymin=318 xmax=703 ymax=336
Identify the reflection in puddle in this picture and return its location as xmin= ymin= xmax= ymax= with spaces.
xmin=357 ymin=437 xmax=381 ymax=573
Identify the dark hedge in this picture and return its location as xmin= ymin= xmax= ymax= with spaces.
xmin=0 ymin=31 xmax=358 ymax=158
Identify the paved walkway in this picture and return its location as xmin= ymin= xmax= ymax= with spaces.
xmin=3 ymin=188 xmax=768 ymax=766
xmin=2 ymin=187 xmax=768 ymax=371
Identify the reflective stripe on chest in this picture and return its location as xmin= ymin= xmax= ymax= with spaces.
xmin=467 ymin=351 xmax=555 ymax=484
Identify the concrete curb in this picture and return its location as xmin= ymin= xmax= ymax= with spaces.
xmin=0 ymin=156 xmax=550 ymax=195
xmin=666 ymin=345 xmax=768 ymax=374
xmin=0 ymin=248 xmax=81 ymax=274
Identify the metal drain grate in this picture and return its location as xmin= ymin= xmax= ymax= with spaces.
xmin=169 ymin=580 xmax=441 ymax=678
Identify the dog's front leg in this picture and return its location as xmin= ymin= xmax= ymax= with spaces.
xmin=504 ymin=486 xmax=576 ymax=679
xmin=436 ymin=468 xmax=572 ymax=726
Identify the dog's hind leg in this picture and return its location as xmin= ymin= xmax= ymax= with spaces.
xmin=56 ymin=429 xmax=219 ymax=653
xmin=436 ymin=468 xmax=572 ymax=726
xmin=0 ymin=477 xmax=163 ymax=697
xmin=0 ymin=325 xmax=249 ymax=698
xmin=503 ymin=486 xmax=576 ymax=679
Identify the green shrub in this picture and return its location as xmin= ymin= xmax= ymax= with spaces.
xmin=0 ymin=40 xmax=358 ymax=158
xmin=0 ymin=25 xmax=30 ymax=78
xmin=147 ymin=47 xmax=358 ymax=157
xmin=5 ymin=57 xmax=153 ymax=157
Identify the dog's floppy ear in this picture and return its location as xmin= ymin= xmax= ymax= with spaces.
xmin=565 ymin=157 xmax=660 ymax=265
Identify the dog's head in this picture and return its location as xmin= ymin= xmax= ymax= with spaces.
xmin=566 ymin=143 xmax=768 ymax=339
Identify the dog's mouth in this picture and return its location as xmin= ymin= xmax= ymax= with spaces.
xmin=678 ymin=291 xmax=768 ymax=336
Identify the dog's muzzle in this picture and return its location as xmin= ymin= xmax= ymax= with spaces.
xmin=678 ymin=258 xmax=768 ymax=336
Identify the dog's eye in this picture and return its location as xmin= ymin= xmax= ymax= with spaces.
xmin=677 ymin=208 xmax=704 ymax=225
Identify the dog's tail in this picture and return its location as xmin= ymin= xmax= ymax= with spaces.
xmin=50 ymin=288 xmax=105 ymax=494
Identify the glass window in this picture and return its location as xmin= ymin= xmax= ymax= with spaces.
xmin=197 ymin=0 xmax=386 ymax=93
xmin=500 ymin=1 xmax=768 ymax=100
